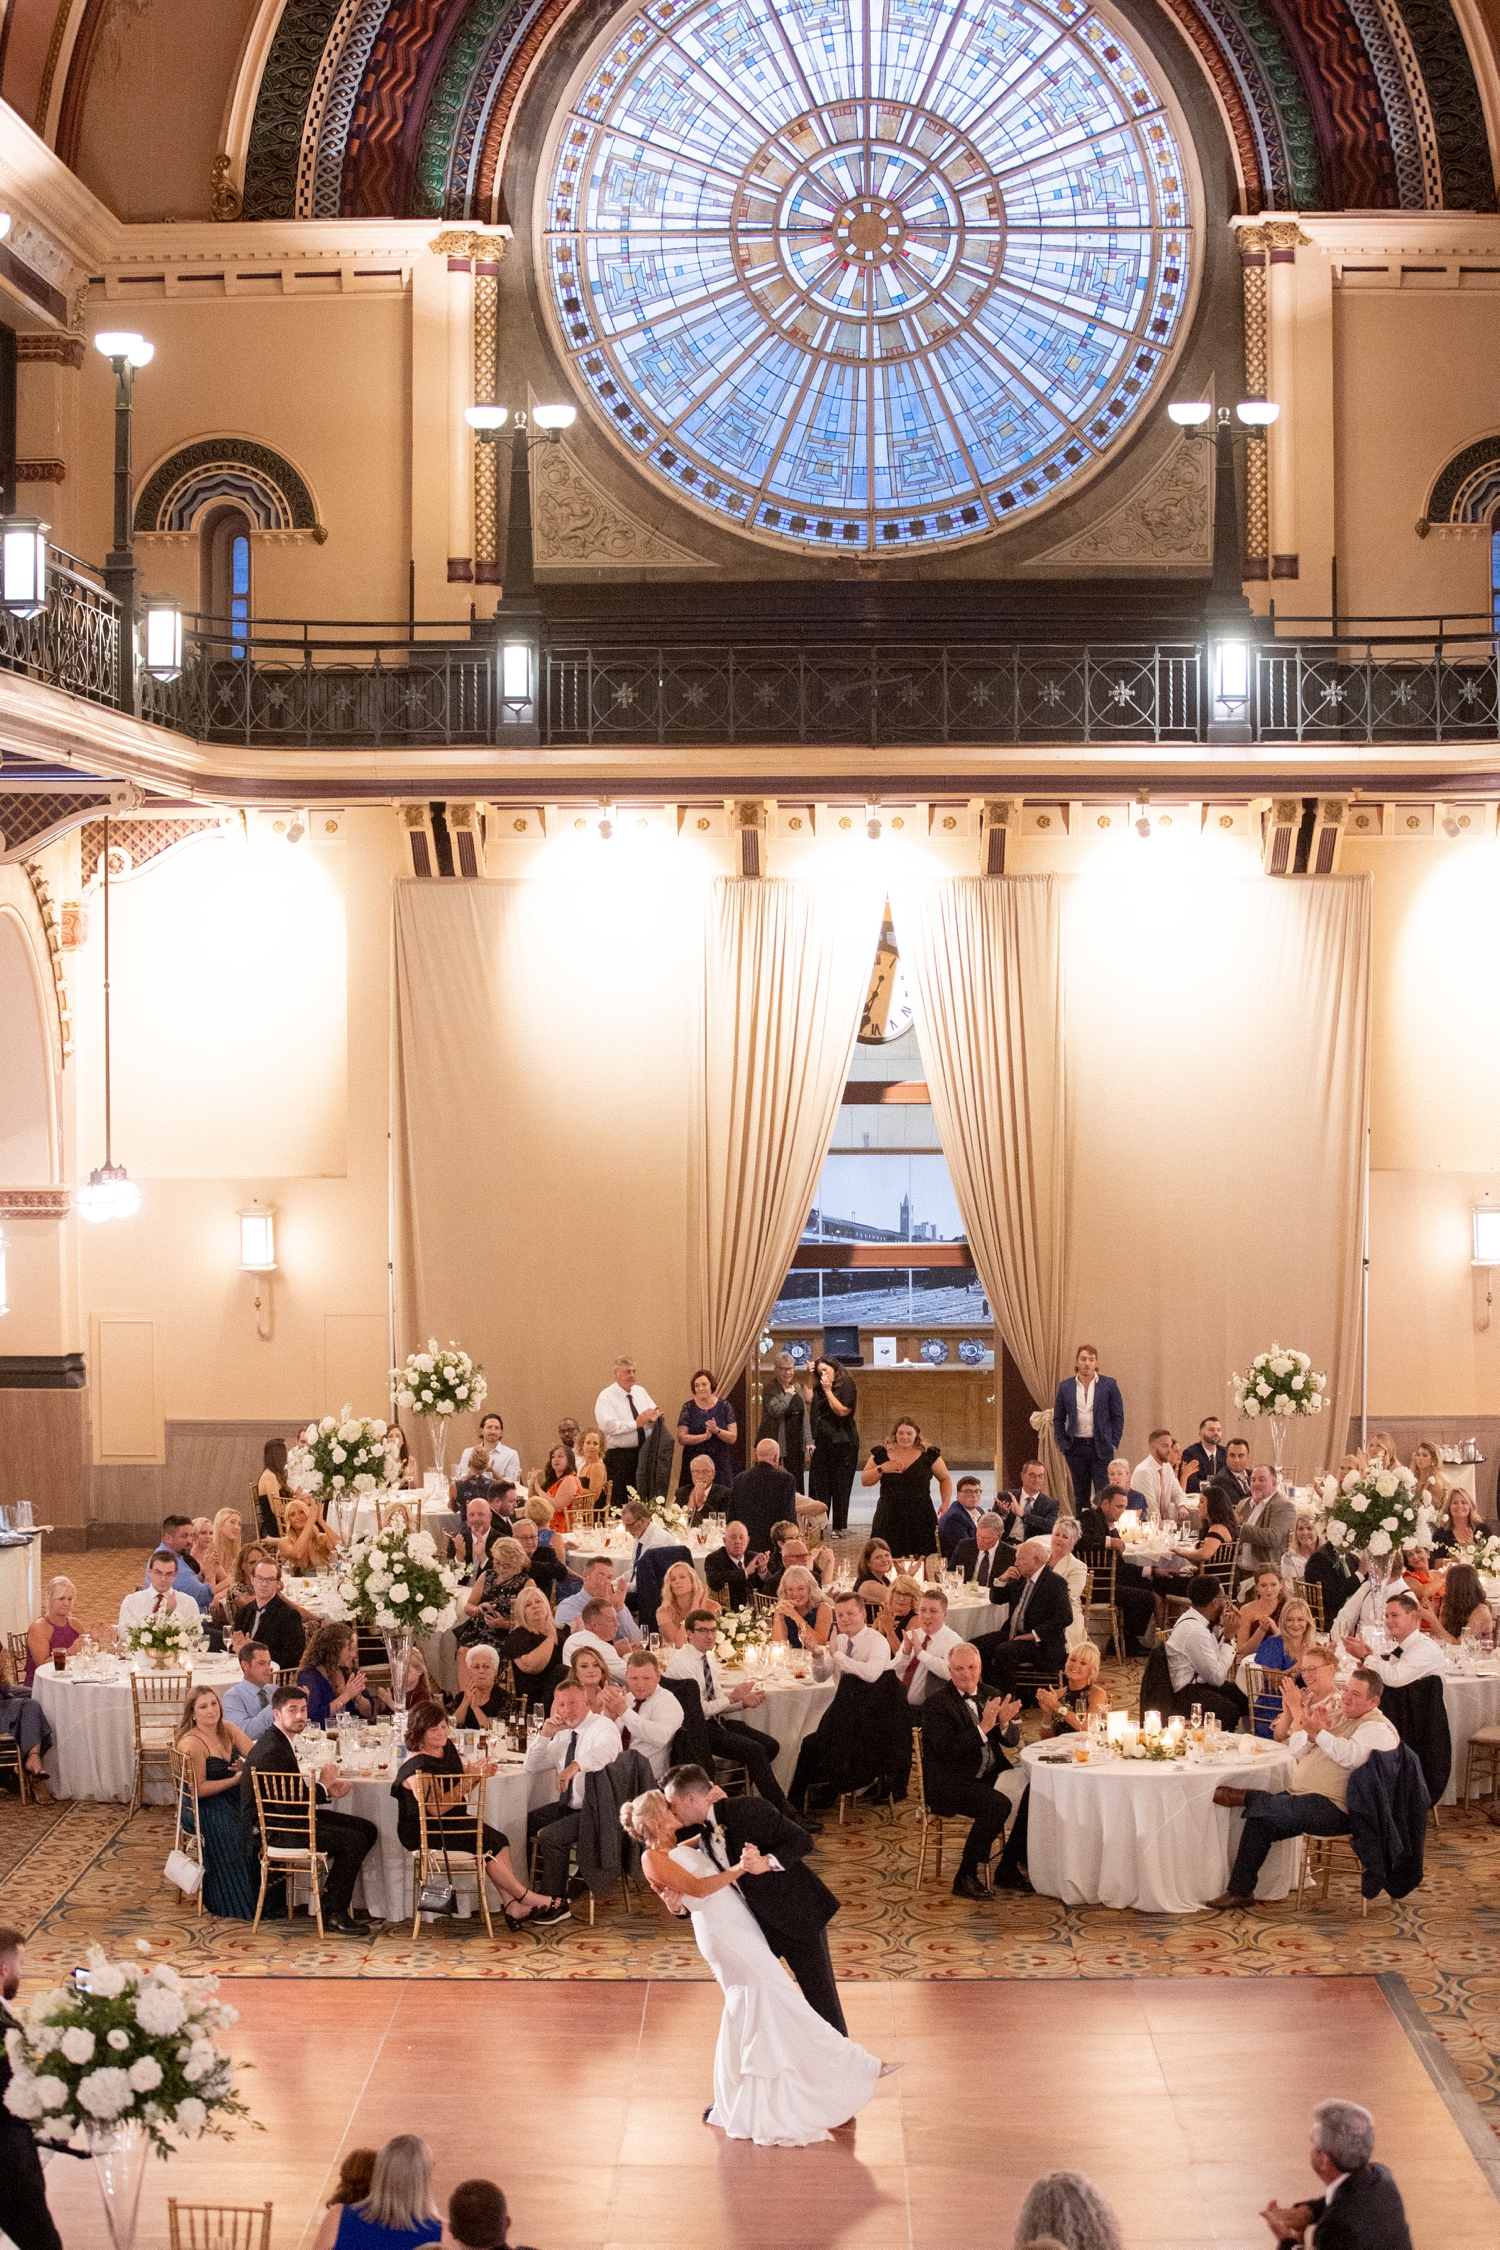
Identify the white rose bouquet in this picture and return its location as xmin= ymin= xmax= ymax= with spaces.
xmin=2 ymin=1942 xmax=250 ymax=2156
xmin=1444 ymin=1532 xmax=1500 ymax=1578
xmin=1317 ymin=1463 xmax=1422 ymax=1560
xmin=1229 ymin=1345 xmax=1327 ymax=1423
xmin=714 ymin=1604 xmax=768 ymax=1667
xmin=125 ymin=1608 xmax=205 ymax=1663
xmin=345 ymin=1523 xmax=461 ymax=1636
xmin=636 ymin=1487 xmax=692 ymax=1539
xmin=287 ymin=1408 xmax=399 ymax=1499
xmin=392 ymin=1340 xmax=486 ymax=1422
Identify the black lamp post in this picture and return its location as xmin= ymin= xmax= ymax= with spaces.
xmin=1169 ymin=397 xmax=1279 ymax=743
xmin=465 ymin=400 xmax=576 ymax=744
xmin=94 ymin=329 xmax=154 ymax=712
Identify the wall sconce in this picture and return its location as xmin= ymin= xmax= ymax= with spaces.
xmin=0 ymin=516 xmax=49 ymax=619
xmin=239 ymin=1199 xmax=276 ymax=1341
xmin=141 ymin=597 xmax=184 ymax=680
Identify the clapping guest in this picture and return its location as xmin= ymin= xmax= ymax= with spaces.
xmin=705 ymin=1521 xmax=765 ymax=1611
xmin=771 ymin=1565 xmax=833 ymax=1652
xmin=603 ymin=1649 xmax=684 ymax=1781
xmin=279 ymin=1497 xmax=338 ymax=1575
xmin=451 ymin=1496 xmax=497 ymax=1580
xmin=576 ymin=1429 xmax=608 ymax=1504
xmin=871 ymin=1573 xmax=924 ymax=1656
xmin=1249 ymin=1597 xmax=1320 ymax=1735
xmin=119 ymin=1547 xmax=192 ymax=1630
xmin=310 ymin=2135 xmax=442 ymax=2250
xmin=816 ymin=1590 xmax=894 ymax=1683
xmin=299 ymin=1621 xmax=390 ymax=1727
xmin=1037 ymin=1642 xmax=1110 ymax=1736
xmin=758 ymin=1352 xmax=812 ymax=1490
xmin=677 ymin=1368 xmax=737 ymax=1489
xmin=449 ymin=1642 xmax=510 ymax=1728
xmin=508 ymin=1584 xmax=571 ymax=1701
xmin=458 ymin=1535 xmax=531 ymax=1651
xmin=174 ymin=1686 xmax=256 ymax=1918
xmin=657 ymin=1561 xmax=719 ymax=1649
xmin=392 ymin=1702 xmax=560 ymax=1926
xmin=663 ymin=1610 xmax=798 ymax=1814
xmin=187 ymin=1518 xmax=232 ymax=1609
xmin=683 ymin=1451 xmax=734 ymax=1520
xmin=853 ymin=1537 xmax=896 ymax=1609
xmin=892 ymin=1587 xmax=962 ymax=1707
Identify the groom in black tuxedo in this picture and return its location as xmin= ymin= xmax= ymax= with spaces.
xmin=656 ymin=1765 xmax=847 ymax=2035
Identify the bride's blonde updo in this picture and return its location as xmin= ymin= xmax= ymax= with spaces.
xmin=620 ymin=1788 xmax=673 ymax=1844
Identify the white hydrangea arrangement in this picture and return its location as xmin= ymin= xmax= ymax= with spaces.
xmin=1444 ymin=1532 xmax=1500 ymax=1578
xmin=1316 ymin=1462 xmax=1422 ymax=1558
xmin=287 ymin=1408 xmax=400 ymax=1498
xmin=635 ymin=1487 xmax=692 ymax=1539
xmin=125 ymin=1608 xmax=205 ymax=1663
xmin=714 ymin=1603 xmax=768 ymax=1667
xmin=1230 ymin=1345 xmax=1327 ymax=1421
xmin=392 ymin=1340 xmax=486 ymax=1421
xmin=345 ymin=1523 xmax=461 ymax=1635
xmin=3 ymin=1943 xmax=250 ymax=2155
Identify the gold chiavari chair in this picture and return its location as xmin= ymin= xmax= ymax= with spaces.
xmin=250 ymin=1767 xmax=330 ymax=1935
xmin=129 ymin=1670 xmax=193 ymax=1818
xmin=1079 ymin=1553 xmax=1126 ymax=1662
xmin=1301 ymin=1580 xmax=1326 ymax=1631
xmin=410 ymin=1770 xmax=495 ymax=1938
xmin=1296 ymin=1832 xmax=1370 ymax=1916
xmin=0 ymin=1729 xmax=27 ymax=1804
xmin=168 ymin=1749 xmax=205 ymax=1916
xmin=167 ymin=2198 xmax=273 ymax=2250
xmin=908 ymin=1727 xmax=988 ymax=1890
xmin=1242 ymin=1662 xmax=1287 ymax=1741
xmin=375 ymin=1495 xmax=419 ymax=1535
xmin=7 ymin=1630 xmax=31 ymax=1681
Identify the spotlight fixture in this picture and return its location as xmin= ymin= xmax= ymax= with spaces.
xmin=1134 ymin=791 xmax=1152 ymax=839
xmin=598 ymin=805 xmax=615 ymax=841
xmin=866 ymin=806 xmax=883 ymax=841
xmin=1442 ymin=811 xmax=1462 ymax=839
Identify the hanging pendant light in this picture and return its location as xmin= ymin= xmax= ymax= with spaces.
xmin=77 ymin=814 xmax=141 ymax=1223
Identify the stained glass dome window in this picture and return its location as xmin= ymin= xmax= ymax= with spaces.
xmin=541 ymin=0 xmax=1196 ymax=555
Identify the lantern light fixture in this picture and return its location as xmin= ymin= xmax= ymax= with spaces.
xmin=94 ymin=331 xmax=154 ymax=368
xmin=141 ymin=597 xmax=184 ymax=681
xmin=238 ymin=1200 xmax=277 ymax=1273
xmin=0 ymin=516 xmax=49 ymax=618
xmin=1474 ymin=1201 xmax=1500 ymax=1267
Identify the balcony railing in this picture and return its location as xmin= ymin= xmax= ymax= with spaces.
xmin=6 ymin=572 xmax=1499 ymax=749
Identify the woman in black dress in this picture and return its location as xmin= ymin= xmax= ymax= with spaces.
xmin=808 ymin=1359 xmax=860 ymax=1533
xmin=502 ymin=1584 xmax=568 ymax=1712
xmin=861 ymin=1418 xmax=952 ymax=1560
xmin=392 ymin=1701 xmax=562 ymax=1925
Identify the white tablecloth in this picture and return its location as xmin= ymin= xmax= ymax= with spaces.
xmin=341 ymin=1757 xmax=553 ymax=1920
xmin=719 ymin=1668 xmax=836 ymax=1792
xmin=33 ymin=1657 xmax=243 ymax=1804
xmin=943 ymin=1593 xmax=1007 ymax=1644
xmin=0 ymin=1536 xmax=41 ymax=1640
xmin=1439 ymin=1669 xmax=1500 ymax=1805
xmin=1021 ymin=1737 xmax=1297 ymax=1913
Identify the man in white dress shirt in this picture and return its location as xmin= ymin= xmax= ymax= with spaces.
xmin=118 ymin=1549 xmax=191 ymax=1630
xmin=561 ymin=1600 xmax=630 ymax=1682
xmin=618 ymin=1499 xmax=674 ymax=1597
xmin=457 ymin=1413 xmax=521 ymax=1486
xmin=664 ymin=1609 xmax=799 ymax=1815
xmin=220 ymin=1641 xmax=277 ymax=1742
xmin=1165 ymin=1576 xmax=1251 ymax=1730
xmin=1133 ymin=1430 xmax=1188 ymax=1524
xmin=816 ymin=1592 xmax=893 ymax=1684
xmin=895 ymin=1589 xmax=962 ymax=1707
xmin=1343 ymin=1589 xmax=1446 ymax=1683
xmin=594 ymin=1356 xmax=660 ymax=1508
xmin=556 ymin=1557 xmax=641 ymax=1641
xmin=602 ymin=1650 xmax=684 ymax=1781
xmin=1332 ymin=1561 xmax=1410 ymax=1645
xmin=523 ymin=1678 xmax=623 ymax=1906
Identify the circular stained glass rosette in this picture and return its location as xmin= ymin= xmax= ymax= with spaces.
xmin=541 ymin=0 xmax=1196 ymax=555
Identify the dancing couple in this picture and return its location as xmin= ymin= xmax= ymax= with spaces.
xmin=621 ymin=1764 xmax=900 ymax=2146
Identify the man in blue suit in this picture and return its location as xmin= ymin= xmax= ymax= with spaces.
xmin=1052 ymin=1344 xmax=1124 ymax=1512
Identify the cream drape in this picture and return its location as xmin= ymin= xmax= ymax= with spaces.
xmin=691 ymin=877 xmax=885 ymax=1387
xmin=392 ymin=878 xmax=703 ymax=1467
xmin=1057 ymin=871 xmax=1370 ymax=1485
xmin=888 ymin=875 xmax=1072 ymax=1500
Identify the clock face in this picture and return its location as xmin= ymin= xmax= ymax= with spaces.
xmin=859 ymin=940 xmax=914 ymax=1045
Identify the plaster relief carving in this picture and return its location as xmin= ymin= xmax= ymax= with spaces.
xmin=1024 ymin=435 xmax=1212 ymax=572
xmin=532 ymin=446 xmax=715 ymax=571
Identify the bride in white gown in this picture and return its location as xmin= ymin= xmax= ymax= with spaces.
xmin=622 ymin=1790 xmax=887 ymax=2147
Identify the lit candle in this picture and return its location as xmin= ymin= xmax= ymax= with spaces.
xmin=1144 ymin=1709 xmax=1162 ymax=1738
xmin=1106 ymin=1709 xmax=1129 ymax=1745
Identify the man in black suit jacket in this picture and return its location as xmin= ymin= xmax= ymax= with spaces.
xmin=728 ymin=1442 xmax=798 ymax=1558
xmin=658 ymin=1766 xmax=847 ymax=2033
xmin=230 ymin=1556 xmax=309 ymax=1673
xmin=703 ymin=1521 xmax=767 ymax=1611
xmin=238 ymin=1685 xmax=377 ymax=1935
xmin=1303 ymin=1537 xmax=1361 ymax=1624
xmin=951 ymin=1514 xmax=1015 ymax=1593
xmin=1263 ymin=2099 xmax=1412 ymax=2250
xmin=970 ymin=1541 xmax=1072 ymax=1694
xmin=1077 ymin=1492 xmax=1159 ymax=1656
xmin=1181 ymin=1418 xmax=1231 ymax=1495
xmin=920 ymin=1647 xmax=1030 ymax=1896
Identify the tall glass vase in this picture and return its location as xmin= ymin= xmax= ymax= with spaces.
xmin=88 ymin=2119 xmax=148 ymax=2250
xmin=1267 ymin=1415 xmax=1287 ymax=1490
xmin=383 ymin=1628 xmax=414 ymax=1729
xmin=428 ymin=1416 xmax=448 ymax=1493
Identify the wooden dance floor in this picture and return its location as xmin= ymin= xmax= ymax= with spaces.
xmin=39 ymin=1977 xmax=1498 ymax=2250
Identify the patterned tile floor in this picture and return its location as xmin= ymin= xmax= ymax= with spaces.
xmin=5 ymin=1546 xmax=1498 ymax=2133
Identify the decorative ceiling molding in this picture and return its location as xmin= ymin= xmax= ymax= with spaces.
xmin=532 ymin=443 xmax=719 ymax=574
xmin=1022 ymin=433 xmax=1214 ymax=574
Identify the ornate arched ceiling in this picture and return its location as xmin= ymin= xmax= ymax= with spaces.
xmin=228 ymin=0 xmax=1495 ymax=223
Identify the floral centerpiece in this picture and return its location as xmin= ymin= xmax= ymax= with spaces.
xmin=1229 ymin=1343 xmax=1326 ymax=1480
xmin=286 ymin=1409 xmax=400 ymax=1510
xmin=343 ymin=1523 xmax=461 ymax=1716
xmin=4 ymin=1941 xmax=251 ymax=2250
xmin=124 ymin=1609 xmax=205 ymax=1668
xmin=1316 ymin=1461 xmax=1422 ymax=1593
xmin=1445 ymin=1531 xmax=1500 ymax=1579
xmin=391 ymin=1340 xmax=486 ymax=1481
xmin=714 ymin=1603 xmax=769 ymax=1668
xmin=633 ymin=1487 xmax=693 ymax=1540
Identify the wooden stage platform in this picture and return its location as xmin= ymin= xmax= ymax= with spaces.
xmin=35 ymin=1975 xmax=1500 ymax=2250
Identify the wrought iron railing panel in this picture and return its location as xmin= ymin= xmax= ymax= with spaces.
xmin=0 ymin=562 xmax=120 ymax=706
xmin=140 ymin=646 xmax=500 ymax=745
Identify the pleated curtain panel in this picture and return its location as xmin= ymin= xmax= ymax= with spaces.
xmin=691 ymin=876 xmax=887 ymax=1385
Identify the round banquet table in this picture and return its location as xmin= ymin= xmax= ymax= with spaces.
xmin=717 ymin=1666 xmax=836 ymax=1793
xmin=943 ymin=1592 xmax=1006 ymax=1645
xmin=1021 ymin=1736 xmax=1298 ymax=1913
xmin=32 ymin=1656 xmax=244 ymax=1804
xmin=1436 ymin=1666 xmax=1500 ymax=1806
xmin=339 ymin=1754 xmax=555 ymax=1921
